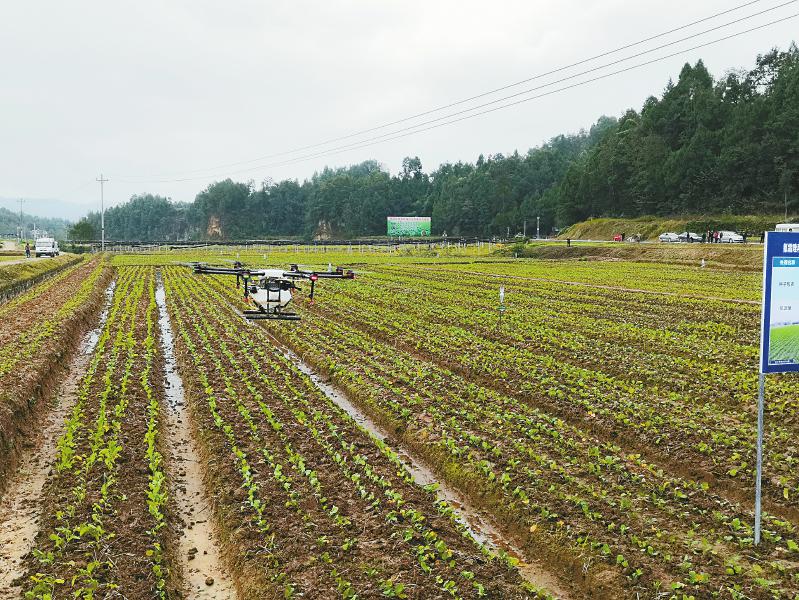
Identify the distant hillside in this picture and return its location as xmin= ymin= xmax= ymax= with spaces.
xmin=74 ymin=43 xmax=798 ymax=241
xmin=560 ymin=215 xmax=795 ymax=241
xmin=0 ymin=206 xmax=70 ymax=239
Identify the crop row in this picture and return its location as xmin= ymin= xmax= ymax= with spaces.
xmin=164 ymin=266 xmax=533 ymax=599
xmin=24 ymin=266 xmax=174 ymax=599
xmin=0 ymin=254 xmax=82 ymax=300
xmin=0 ymin=256 xmax=111 ymax=496
xmin=188 ymin=267 xmax=799 ymax=598
xmin=446 ymin=260 xmax=762 ymax=300
xmin=299 ymin=265 xmax=799 ymax=516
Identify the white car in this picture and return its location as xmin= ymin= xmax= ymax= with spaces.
xmin=678 ymin=231 xmax=702 ymax=243
xmin=34 ymin=237 xmax=59 ymax=257
xmin=659 ymin=232 xmax=679 ymax=243
xmin=719 ymin=230 xmax=744 ymax=243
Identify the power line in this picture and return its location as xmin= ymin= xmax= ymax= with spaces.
xmin=118 ymin=10 xmax=799 ymax=184
xmin=57 ymin=180 xmax=95 ymax=198
xmin=264 ymin=5 xmax=799 ymax=164
xmin=114 ymin=0 xmax=774 ymax=181
xmin=265 ymin=12 xmax=799 ymax=169
xmin=195 ymin=12 xmax=799 ymax=177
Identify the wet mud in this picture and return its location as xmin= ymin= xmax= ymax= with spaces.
xmin=277 ymin=341 xmax=573 ymax=599
xmin=0 ymin=280 xmax=115 ymax=598
xmin=156 ymin=278 xmax=236 ymax=599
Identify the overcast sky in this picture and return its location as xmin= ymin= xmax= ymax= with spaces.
xmin=1 ymin=0 xmax=797 ymax=219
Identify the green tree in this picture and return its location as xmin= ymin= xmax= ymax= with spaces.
xmin=68 ymin=218 xmax=96 ymax=240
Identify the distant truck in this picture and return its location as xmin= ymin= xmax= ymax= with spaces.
xmin=34 ymin=237 xmax=59 ymax=257
xmin=776 ymin=223 xmax=799 ymax=232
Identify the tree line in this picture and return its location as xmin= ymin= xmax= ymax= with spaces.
xmin=0 ymin=207 xmax=70 ymax=240
xmin=70 ymin=43 xmax=799 ymax=241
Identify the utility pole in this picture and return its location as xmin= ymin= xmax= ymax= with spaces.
xmin=96 ymin=174 xmax=108 ymax=251
xmin=18 ymin=198 xmax=25 ymax=244
xmin=537 ymin=215 xmax=540 ymax=240
xmin=523 ymin=220 xmax=527 ymax=238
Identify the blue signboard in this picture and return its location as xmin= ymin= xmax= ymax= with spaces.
xmin=760 ymin=232 xmax=799 ymax=373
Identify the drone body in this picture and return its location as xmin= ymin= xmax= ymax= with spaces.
xmin=192 ymin=262 xmax=354 ymax=321
xmin=246 ymin=268 xmax=298 ymax=315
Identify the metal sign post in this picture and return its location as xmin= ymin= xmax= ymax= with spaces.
xmin=755 ymin=372 xmax=765 ymax=544
xmin=756 ymin=231 xmax=799 ymax=544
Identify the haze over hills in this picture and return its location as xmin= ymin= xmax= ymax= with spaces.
xmin=0 ymin=197 xmax=94 ymax=223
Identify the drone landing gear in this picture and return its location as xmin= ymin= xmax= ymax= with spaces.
xmin=242 ymin=309 xmax=301 ymax=321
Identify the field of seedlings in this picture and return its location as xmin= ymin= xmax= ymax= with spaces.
xmin=0 ymin=255 xmax=110 ymax=489
xmin=0 ymin=254 xmax=82 ymax=301
xmin=1 ymin=245 xmax=797 ymax=599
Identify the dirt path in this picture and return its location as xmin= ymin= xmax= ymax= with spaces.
xmin=155 ymin=279 xmax=236 ymax=599
xmin=267 ymin=334 xmax=574 ymax=599
xmin=0 ymin=281 xmax=114 ymax=598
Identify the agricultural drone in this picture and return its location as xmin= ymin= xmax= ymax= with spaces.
xmin=192 ymin=262 xmax=355 ymax=321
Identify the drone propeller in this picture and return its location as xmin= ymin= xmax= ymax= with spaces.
xmin=286 ymin=264 xmax=356 ymax=279
xmin=221 ymin=259 xmax=247 ymax=269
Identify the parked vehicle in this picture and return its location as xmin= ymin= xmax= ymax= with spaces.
xmin=719 ymin=230 xmax=744 ymax=243
xmin=34 ymin=237 xmax=59 ymax=257
xmin=613 ymin=234 xmax=623 ymax=242
xmin=659 ymin=232 xmax=679 ymax=243
xmin=776 ymin=223 xmax=799 ymax=232
xmin=678 ymin=232 xmax=702 ymax=243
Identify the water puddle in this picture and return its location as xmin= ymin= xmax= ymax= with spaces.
xmin=155 ymin=276 xmax=236 ymax=598
xmin=0 ymin=279 xmax=116 ymax=598
xmin=81 ymin=280 xmax=116 ymax=355
xmin=156 ymin=282 xmax=186 ymax=411
xmin=274 ymin=341 xmax=571 ymax=598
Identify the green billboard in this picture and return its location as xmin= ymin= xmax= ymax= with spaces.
xmin=387 ymin=216 xmax=431 ymax=237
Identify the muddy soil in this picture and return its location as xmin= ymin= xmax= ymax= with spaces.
xmin=170 ymin=272 xmax=533 ymax=599
xmin=156 ymin=279 xmax=236 ymax=599
xmin=20 ymin=270 xmax=172 ymax=597
xmin=279 ymin=342 xmax=574 ymax=599
xmin=0 ymin=280 xmax=114 ymax=597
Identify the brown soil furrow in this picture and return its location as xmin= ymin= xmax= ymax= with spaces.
xmin=0 ymin=259 xmax=111 ymax=497
xmin=302 ymin=299 xmax=799 ymax=525
xmin=172 ymin=269 xmax=533 ymax=599
xmin=270 ymin=335 xmax=575 ymax=600
xmin=0 ymin=279 xmax=114 ymax=597
xmin=155 ymin=277 xmax=236 ymax=599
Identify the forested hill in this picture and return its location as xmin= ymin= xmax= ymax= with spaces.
xmin=75 ymin=44 xmax=798 ymax=241
xmin=0 ymin=207 xmax=70 ymax=239
xmin=553 ymin=45 xmax=799 ymax=224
